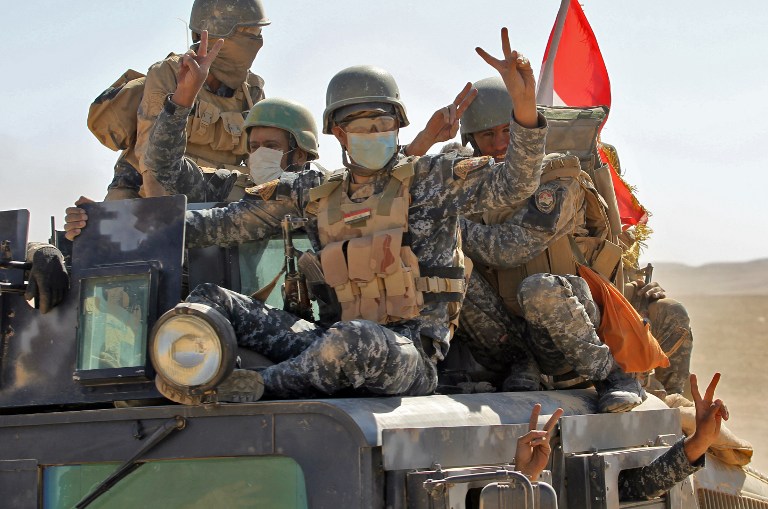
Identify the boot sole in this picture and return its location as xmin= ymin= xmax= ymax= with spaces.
xmin=216 ymin=369 xmax=265 ymax=403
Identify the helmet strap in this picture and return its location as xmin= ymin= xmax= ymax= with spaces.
xmin=466 ymin=135 xmax=482 ymax=157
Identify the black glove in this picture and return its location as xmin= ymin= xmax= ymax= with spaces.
xmin=24 ymin=246 xmax=69 ymax=313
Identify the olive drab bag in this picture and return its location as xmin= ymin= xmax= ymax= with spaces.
xmin=87 ymin=69 xmax=146 ymax=151
xmin=577 ymin=264 xmax=669 ymax=373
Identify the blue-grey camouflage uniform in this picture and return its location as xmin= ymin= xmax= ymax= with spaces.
xmin=618 ymin=438 xmax=704 ymax=500
xmin=144 ymin=100 xmax=547 ymax=398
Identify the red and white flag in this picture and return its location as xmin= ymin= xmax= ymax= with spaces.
xmin=537 ymin=0 xmax=648 ymax=228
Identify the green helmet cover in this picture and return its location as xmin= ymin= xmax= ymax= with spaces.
xmin=460 ymin=76 xmax=512 ymax=145
xmin=189 ymin=0 xmax=270 ymax=38
xmin=244 ymin=98 xmax=319 ymax=160
xmin=322 ymin=65 xmax=409 ymax=134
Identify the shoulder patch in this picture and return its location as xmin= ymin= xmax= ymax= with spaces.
xmin=535 ymin=187 xmax=557 ymax=213
xmin=245 ymin=179 xmax=279 ymax=201
xmin=453 ymin=156 xmax=492 ymax=180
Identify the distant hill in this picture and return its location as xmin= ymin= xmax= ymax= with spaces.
xmin=651 ymin=258 xmax=768 ymax=296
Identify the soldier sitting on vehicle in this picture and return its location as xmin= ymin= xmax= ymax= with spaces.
xmin=100 ymin=0 xmax=270 ymax=203
xmin=600 ymin=142 xmax=694 ymax=398
xmin=412 ymin=77 xmax=651 ymax=412
xmin=67 ymin=27 xmax=547 ymax=403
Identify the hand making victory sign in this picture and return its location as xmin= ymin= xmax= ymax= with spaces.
xmin=515 ymin=404 xmax=565 ymax=481
xmin=476 ymin=27 xmax=538 ymax=129
xmin=406 ymin=82 xmax=478 ymax=156
xmin=684 ymin=372 xmax=729 ymax=463
xmin=172 ymin=30 xmax=225 ymax=108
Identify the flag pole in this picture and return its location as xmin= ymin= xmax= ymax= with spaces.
xmin=536 ymin=0 xmax=571 ymax=105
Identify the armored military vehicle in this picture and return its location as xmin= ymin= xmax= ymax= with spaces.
xmin=2 ymin=197 xmax=768 ymax=509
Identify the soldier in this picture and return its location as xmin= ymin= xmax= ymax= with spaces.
xmin=451 ymin=76 xmax=647 ymax=412
xmin=70 ymin=32 xmax=322 ymax=230
xmin=145 ymin=29 xmax=323 ymax=202
xmin=106 ymin=0 xmax=269 ymax=202
xmin=67 ymin=27 xmax=547 ymax=402
xmin=603 ymin=143 xmax=694 ymax=397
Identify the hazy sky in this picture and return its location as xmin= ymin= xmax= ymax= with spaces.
xmin=2 ymin=1 xmax=767 ymax=266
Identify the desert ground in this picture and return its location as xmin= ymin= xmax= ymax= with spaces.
xmin=656 ymin=261 xmax=768 ymax=473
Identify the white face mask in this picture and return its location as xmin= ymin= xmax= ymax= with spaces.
xmin=346 ymin=131 xmax=398 ymax=171
xmin=248 ymin=147 xmax=284 ymax=185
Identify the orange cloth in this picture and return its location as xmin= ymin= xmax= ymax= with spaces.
xmin=578 ymin=264 xmax=669 ymax=373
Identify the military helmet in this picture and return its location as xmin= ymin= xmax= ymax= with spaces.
xmin=322 ymin=65 xmax=409 ymax=134
xmin=460 ymin=76 xmax=512 ymax=145
xmin=189 ymin=0 xmax=271 ymax=39
xmin=244 ymin=98 xmax=319 ymax=160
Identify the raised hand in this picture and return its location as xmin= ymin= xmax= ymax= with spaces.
xmin=684 ymin=372 xmax=729 ymax=462
xmin=476 ymin=28 xmax=537 ymax=128
xmin=406 ymin=83 xmax=478 ymax=156
xmin=172 ymin=30 xmax=224 ymax=108
xmin=64 ymin=196 xmax=95 ymax=241
xmin=515 ymin=404 xmax=564 ymax=481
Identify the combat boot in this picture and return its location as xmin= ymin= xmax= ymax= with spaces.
xmin=593 ymin=368 xmax=647 ymax=413
xmin=501 ymin=356 xmax=542 ymax=392
xmin=216 ymin=369 xmax=265 ymax=403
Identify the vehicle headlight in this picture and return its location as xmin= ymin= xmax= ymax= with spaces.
xmin=150 ymin=303 xmax=236 ymax=395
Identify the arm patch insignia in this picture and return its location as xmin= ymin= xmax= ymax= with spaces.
xmin=453 ymin=156 xmax=492 ymax=179
xmin=520 ymin=184 xmax=563 ymax=233
xmin=245 ymin=178 xmax=279 ymax=201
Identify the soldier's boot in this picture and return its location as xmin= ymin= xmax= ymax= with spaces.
xmin=593 ymin=366 xmax=647 ymax=413
xmin=501 ymin=355 xmax=542 ymax=392
xmin=215 ymin=369 xmax=265 ymax=403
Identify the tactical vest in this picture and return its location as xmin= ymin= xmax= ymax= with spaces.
xmin=309 ymin=158 xmax=467 ymax=326
xmin=482 ymin=155 xmax=623 ymax=316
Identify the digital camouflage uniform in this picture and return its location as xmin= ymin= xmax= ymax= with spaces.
xmin=618 ymin=438 xmax=703 ymax=501
xmin=458 ymin=161 xmax=617 ymax=386
xmin=144 ymin=100 xmax=547 ymax=398
xmin=625 ymin=273 xmax=694 ymax=395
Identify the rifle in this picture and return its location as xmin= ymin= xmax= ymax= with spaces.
xmin=281 ymin=215 xmax=313 ymax=321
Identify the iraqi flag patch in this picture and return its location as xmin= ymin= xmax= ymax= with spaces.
xmin=343 ymin=208 xmax=372 ymax=224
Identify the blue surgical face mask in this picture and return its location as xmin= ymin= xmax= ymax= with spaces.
xmin=345 ymin=131 xmax=398 ymax=171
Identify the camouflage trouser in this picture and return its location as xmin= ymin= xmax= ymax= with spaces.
xmin=641 ymin=298 xmax=693 ymax=395
xmin=186 ymin=283 xmax=437 ymax=399
xmin=457 ymin=271 xmax=540 ymax=380
xmin=518 ymin=273 xmax=614 ymax=381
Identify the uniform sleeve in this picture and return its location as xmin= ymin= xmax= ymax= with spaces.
xmin=135 ymin=58 xmax=180 ymax=177
xmin=410 ymin=114 xmax=547 ymax=217
xmin=142 ymin=95 xmax=217 ymax=203
xmin=618 ymin=438 xmax=704 ymax=501
xmin=460 ymin=179 xmax=585 ymax=269
xmin=185 ymin=170 xmax=323 ymax=249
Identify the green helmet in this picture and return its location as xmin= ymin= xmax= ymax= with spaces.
xmin=189 ymin=0 xmax=270 ymax=39
xmin=322 ymin=65 xmax=409 ymax=134
xmin=460 ymin=76 xmax=512 ymax=146
xmin=244 ymin=98 xmax=319 ymax=160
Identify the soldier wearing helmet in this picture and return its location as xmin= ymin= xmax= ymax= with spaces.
xmin=106 ymin=0 xmax=270 ymax=203
xmin=447 ymin=76 xmax=650 ymax=412
xmin=67 ymin=28 xmax=549 ymax=404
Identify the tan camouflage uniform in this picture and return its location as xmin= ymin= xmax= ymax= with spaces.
xmin=107 ymin=54 xmax=264 ymax=202
xmin=144 ymin=100 xmax=547 ymax=398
